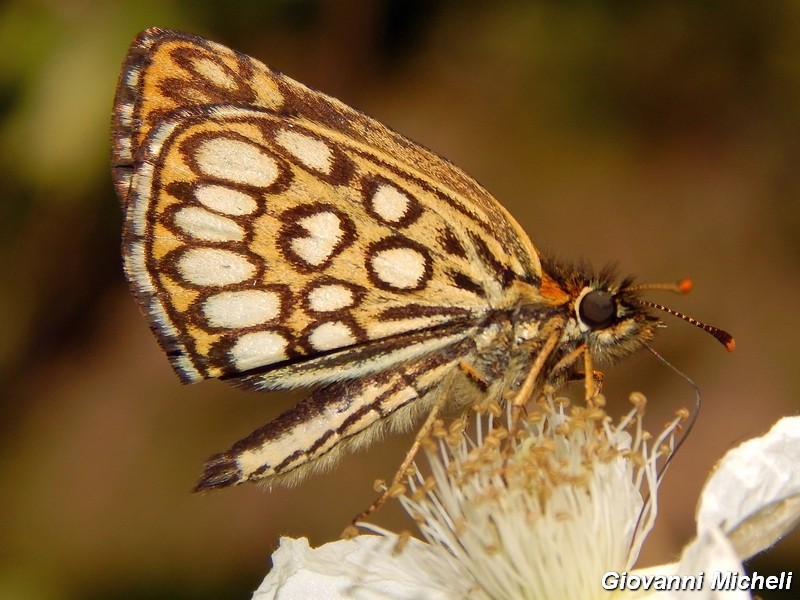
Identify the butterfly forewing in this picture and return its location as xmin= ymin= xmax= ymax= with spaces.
xmin=112 ymin=29 xmax=539 ymax=264
xmin=113 ymin=28 xmax=542 ymax=393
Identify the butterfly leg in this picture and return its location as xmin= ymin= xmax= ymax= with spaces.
xmin=345 ymin=386 xmax=450 ymax=537
xmin=583 ymin=351 xmax=604 ymax=400
xmin=346 ymin=357 xmax=496 ymax=534
xmin=507 ymin=329 xmax=561 ymax=441
xmin=583 ymin=350 xmax=597 ymax=400
xmin=545 ymin=344 xmax=603 ymax=402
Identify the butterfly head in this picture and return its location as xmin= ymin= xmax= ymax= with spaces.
xmin=571 ymin=280 xmax=660 ymax=364
xmin=539 ymin=260 xmax=734 ymax=369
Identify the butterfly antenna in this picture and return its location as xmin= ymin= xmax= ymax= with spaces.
xmin=626 ymin=277 xmax=694 ymax=295
xmin=638 ymin=299 xmax=735 ymax=351
xmin=627 ymin=278 xmax=735 ymax=352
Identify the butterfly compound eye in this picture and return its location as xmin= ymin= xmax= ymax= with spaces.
xmin=579 ymin=290 xmax=616 ymax=329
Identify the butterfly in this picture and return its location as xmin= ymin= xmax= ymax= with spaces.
xmin=111 ymin=28 xmax=733 ymax=492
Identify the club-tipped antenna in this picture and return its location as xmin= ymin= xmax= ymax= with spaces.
xmin=626 ymin=278 xmax=735 ymax=352
xmin=626 ymin=277 xmax=694 ymax=295
xmin=637 ymin=299 xmax=735 ymax=351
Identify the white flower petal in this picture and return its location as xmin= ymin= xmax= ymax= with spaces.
xmin=696 ymin=416 xmax=800 ymax=559
xmin=252 ymin=535 xmax=459 ymax=599
xmin=664 ymin=525 xmax=750 ymax=600
xmin=620 ymin=527 xmax=746 ymax=599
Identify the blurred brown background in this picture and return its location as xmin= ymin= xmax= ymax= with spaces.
xmin=1 ymin=1 xmax=797 ymax=598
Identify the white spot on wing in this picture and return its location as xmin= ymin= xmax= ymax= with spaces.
xmin=116 ymin=136 xmax=131 ymax=158
xmin=173 ymin=206 xmax=244 ymax=242
xmin=230 ymin=331 xmax=288 ymax=370
xmin=117 ymin=102 xmax=133 ymax=125
xmin=307 ymin=284 xmax=354 ymax=312
xmin=126 ymin=68 xmax=140 ymax=88
xmin=195 ymin=137 xmax=279 ymax=187
xmin=177 ymin=248 xmax=255 ymax=286
xmin=203 ymin=290 xmax=281 ymax=328
xmin=308 ymin=321 xmax=356 ymax=351
xmin=370 ymin=247 xmax=427 ymax=289
xmin=195 ymin=184 xmax=258 ymax=216
xmin=275 ymin=129 xmax=332 ymax=173
xmin=371 ymin=184 xmax=410 ymax=223
xmin=291 ymin=212 xmax=342 ymax=266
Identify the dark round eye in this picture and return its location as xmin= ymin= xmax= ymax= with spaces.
xmin=578 ymin=290 xmax=616 ymax=329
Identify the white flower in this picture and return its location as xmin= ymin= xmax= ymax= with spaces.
xmin=630 ymin=416 xmax=800 ymax=599
xmin=252 ymin=396 xmax=800 ymax=600
xmin=252 ymin=535 xmax=455 ymax=599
